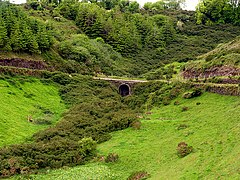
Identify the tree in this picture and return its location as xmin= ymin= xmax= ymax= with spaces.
xmin=37 ymin=24 xmax=52 ymax=51
xmin=75 ymin=3 xmax=105 ymax=38
xmin=21 ymin=21 xmax=39 ymax=53
xmin=196 ymin=0 xmax=240 ymax=25
xmin=0 ymin=17 xmax=7 ymax=49
xmin=127 ymin=1 xmax=139 ymax=13
xmin=10 ymin=21 xmax=23 ymax=52
xmin=143 ymin=0 xmax=186 ymax=12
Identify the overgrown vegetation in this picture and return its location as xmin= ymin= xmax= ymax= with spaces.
xmin=1 ymin=0 xmax=240 ymax=179
xmin=1 ymin=1 xmax=240 ymax=76
xmin=0 ymin=2 xmax=53 ymax=53
xmin=26 ymin=93 xmax=240 ymax=179
xmin=196 ymin=0 xmax=240 ymax=25
xmin=0 ymin=74 xmax=137 ymax=178
xmin=182 ymin=36 xmax=240 ymax=81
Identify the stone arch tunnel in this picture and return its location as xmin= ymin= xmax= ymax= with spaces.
xmin=119 ymin=83 xmax=131 ymax=96
xmin=93 ymin=77 xmax=148 ymax=96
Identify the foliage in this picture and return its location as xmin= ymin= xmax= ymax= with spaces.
xmin=1 ymin=2 xmax=240 ymax=76
xmin=143 ymin=0 xmax=185 ymax=12
xmin=182 ymin=88 xmax=202 ymax=99
xmin=0 ymin=2 xmax=53 ymax=53
xmin=58 ymin=34 xmax=127 ymax=76
xmin=124 ymin=81 xmax=191 ymax=111
xmin=196 ymin=0 xmax=240 ymax=25
xmin=105 ymin=153 xmax=119 ymax=163
xmin=0 ymin=73 xmax=137 ymax=178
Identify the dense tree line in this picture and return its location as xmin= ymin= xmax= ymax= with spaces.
xmin=55 ymin=2 xmax=176 ymax=57
xmin=0 ymin=2 xmax=53 ymax=53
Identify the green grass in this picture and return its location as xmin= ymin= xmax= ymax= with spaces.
xmin=15 ymin=164 xmax=117 ymax=180
xmin=23 ymin=92 xmax=240 ymax=179
xmin=0 ymin=76 xmax=66 ymax=147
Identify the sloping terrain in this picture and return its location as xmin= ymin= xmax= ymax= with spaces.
xmin=0 ymin=76 xmax=66 ymax=147
xmin=182 ymin=36 xmax=240 ymax=82
xmin=24 ymin=92 xmax=240 ymax=179
xmin=0 ymin=1 xmax=240 ymax=179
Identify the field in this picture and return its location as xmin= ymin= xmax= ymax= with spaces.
xmin=0 ymin=76 xmax=66 ymax=147
xmin=22 ymin=92 xmax=240 ymax=179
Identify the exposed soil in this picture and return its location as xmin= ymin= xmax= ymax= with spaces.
xmin=0 ymin=58 xmax=50 ymax=70
xmin=182 ymin=65 xmax=240 ymax=79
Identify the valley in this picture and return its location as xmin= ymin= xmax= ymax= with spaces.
xmin=0 ymin=0 xmax=240 ymax=179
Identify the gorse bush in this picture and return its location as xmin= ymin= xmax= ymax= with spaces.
xmin=0 ymin=137 xmax=94 ymax=177
xmin=105 ymin=153 xmax=119 ymax=163
xmin=182 ymin=88 xmax=202 ymax=99
xmin=0 ymin=74 xmax=137 ymax=178
xmin=124 ymin=81 xmax=191 ymax=111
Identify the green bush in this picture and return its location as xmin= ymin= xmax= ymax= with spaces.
xmin=0 ymin=74 xmax=137 ymax=178
xmin=183 ymin=88 xmax=202 ymax=99
xmin=105 ymin=153 xmax=119 ymax=163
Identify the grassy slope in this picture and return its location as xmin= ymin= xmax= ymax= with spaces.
xmin=0 ymin=77 xmax=66 ymax=147
xmin=184 ymin=36 xmax=240 ymax=71
xmin=25 ymin=92 xmax=240 ymax=179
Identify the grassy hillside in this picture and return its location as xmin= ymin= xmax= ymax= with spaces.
xmin=198 ymin=36 xmax=240 ymax=66
xmin=0 ymin=76 xmax=66 ymax=147
xmin=23 ymin=92 xmax=240 ymax=179
xmin=181 ymin=36 xmax=240 ymax=82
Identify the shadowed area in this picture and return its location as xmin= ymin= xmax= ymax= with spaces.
xmin=119 ymin=84 xmax=130 ymax=96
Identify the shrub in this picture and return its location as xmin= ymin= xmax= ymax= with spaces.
xmin=174 ymin=101 xmax=180 ymax=105
xmin=181 ymin=106 xmax=189 ymax=112
xmin=182 ymin=88 xmax=202 ymax=99
xmin=105 ymin=153 xmax=119 ymax=163
xmin=0 ymin=75 xmax=137 ymax=178
xmin=177 ymin=142 xmax=193 ymax=158
xmin=33 ymin=117 xmax=52 ymax=125
xmin=78 ymin=137 xmax=97 ymax=157
xmin=131 ymin=121 xmax=142 ymax=130
xmin=127 ymin=171 xmax=150 ymax=180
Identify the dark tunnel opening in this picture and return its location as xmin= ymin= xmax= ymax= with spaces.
xmin=119 ymin=84 xmax=130 ymax=96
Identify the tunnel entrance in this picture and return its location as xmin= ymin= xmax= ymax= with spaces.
xmin=119 ymin=84 xmax=130 ymax=96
